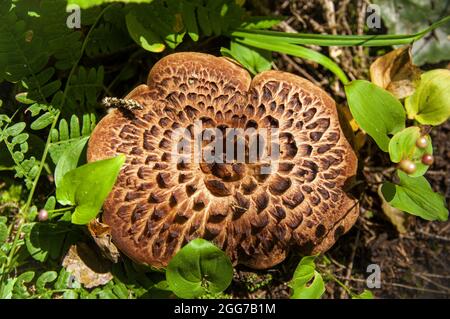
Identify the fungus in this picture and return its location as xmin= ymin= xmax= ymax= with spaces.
xmin=87 ymin=52 xmax=359 ymax=269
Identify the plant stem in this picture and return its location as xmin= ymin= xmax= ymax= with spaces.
xmin=324 ymin=270 xmax=354 ymax=298
xmin=23 ymin=4 xmax=112 ymax=216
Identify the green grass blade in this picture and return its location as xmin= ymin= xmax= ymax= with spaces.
xmin=235 ymin=38 xmax=349 ymax=84
xmin=232 ymin=16 xmax=450 ymax=47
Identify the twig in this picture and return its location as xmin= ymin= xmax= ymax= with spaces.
xmin=340 ymin=227 xmax=360 ymax=298
xmin=416 ymin=229 xmax=450 ymax=242
xmin=335 ymin=276 xmax=450 ymax=296
xmin=412 ymin=273 xmax=450 ymax=292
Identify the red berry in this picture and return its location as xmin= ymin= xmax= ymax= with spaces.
xmin=416 ymin=136 xmax=428 ymax=149
xmin=399 ymin=159 xmax=417 ymax=174
xmin=38 ymin=209 xmax=48 ymax=222
xmin=421 ymin=154 xmax=434 ymax=166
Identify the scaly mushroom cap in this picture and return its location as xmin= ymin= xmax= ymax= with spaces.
xmin=87 ymin=52 xmax=359 ymax=269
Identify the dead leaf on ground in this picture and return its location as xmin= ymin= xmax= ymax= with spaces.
xmin=88 ymin=218 xmax=120 ymax=263
xmin=377 ymin=185 xmax=407 ymax=234
xmin=370 ymin=46 xmax=421 ymax=99
xmin=62 ymin=243 xmax=113 ymax=289
xmin=337 ymin=104 xmax=366 ymax=151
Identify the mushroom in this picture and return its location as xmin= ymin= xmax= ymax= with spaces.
xmin=87 ymin=52 xmax=359 ymax=269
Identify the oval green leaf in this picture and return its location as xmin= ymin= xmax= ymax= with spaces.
xmin=345 ymin=80 xmax=406 ymax=152
xmin=289 ymin=256 xmax=325 ymax=299
xmin=5 ymin=122 xmax=26 ymax=137
xmin=221 ymin=41 xmax=272 ymax=75
xmin=381 ymin=170 xmax=448 ymax=221
xmin=405 ymin=69 xmax=450 ymax=125
xmin=54 ymin=136 xmax=89 ymax=188
xmin=166 ymin=238 xmax=233 ymax=299
xmin=56 ymin=154 xmax=126 ymax=225
xmin=0 ymin=222 xmax=7 ymax=244
xmin=126 ymin=10 xmax=165 ymax=53
xmin=36 ymin=271 xmax=58 ymax=294
xmin=388 ymin=126 xmax=432 ymax=177
xmin=31 ymin=112 xmax=55 ymax=130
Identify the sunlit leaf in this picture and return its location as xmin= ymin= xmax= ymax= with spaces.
xmin=54 ymin=136 xmax=89 ymax=188
xmin=289 ymin=256 xmax=325 ymax=299
xmin=345 ymin=80 xmax=405 ymax=152
xmin=382 ymin=170 xmax=448 ymax=221
xmin=221 ymin=41 xmax=272 ymax=75
xmin=125 ymin=10 xmax=165 ymax=53
xmin=353 ymin=289 xmax=374 ymax=299
xmin=56 ymin=155 xmax=126 ymax=225
xmin=388 ymin=126 xmax=432 ymax=177
xmin=405 ymin=69 xmax=450 ymax=125
xmin=166 ymin=238 xmax=233 ymax=299
xmin=290 ymin=256 xmax=325 ymax=299
xmin=67 ymin=0 xmax=154 ymax=9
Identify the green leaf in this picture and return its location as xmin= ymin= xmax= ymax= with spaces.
xmin=405 ymin=69 xmax=450 ymax=125
xmin=11 ymin=133 xmax=29 ymax=145
xmin=0 ymin=278 xmax=17 ymax=299
xmin=352 ymin=289 xmax=374 ymax=299
xmin=56 ymin=155 xmax=126 ymax=225
xmin=125 ymin=10 xmax=165 ymax=53
xmin=181 ymin=1 xmax=199 ymax=41
xmin=30 ymin=112 xmax=55 ymax=130
xmin=231 ymin=16 xmax=450 ymax=48
xmin=241 ymin=16 xmax=285 ymax=30
xmin=166 ymin=238 xmax=233 ymax=299
xmin=54 ymin=136 xmax=89 ymax=188
xmin=12 ymin=271 xmax=35 ymax=299
xmin=15 ymin=92 xmax=36 ymax=104
xmin=0 ymin=221 xmax=7 ymax=244
xmin=36 ymin=271 xmax=58 ymax=294
xmin=68 ymin=0 xmax=154 ymax=9
xmin=5 ymin=122 xmax=26 ymax=137
xmin=388 ymin=127 xmax=432 ymax=177
xmin=63 ymin=290 xmax=79 ymax=299
xmin=221 ymin=41 xmax=272 ymax=75
xmin=235 ymin=38 xmax=349 ymax=84
xmin=371 ymin=0 xmax=450 ymax=65
xmin=381 ymin=170 xmax=448 ymax=221
xmin=289 ymin=256 xmax=325 ymax=299
xmin=25 ymin=222 xmax=68 ymax=262
xmin=345 ymin=80 xmax=405 ymax=152
xmin=197 ymin=6 xmax=213 ymax=37
xmin=44 ymin=196 xmax=56 ymax=211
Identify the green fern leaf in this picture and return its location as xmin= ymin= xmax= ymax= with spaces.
xmin=48 ymin=114 xmax=96 ymax=165
xmin=65 ymin=66 xmax=104 ymax=113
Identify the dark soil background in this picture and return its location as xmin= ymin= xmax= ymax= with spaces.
xmin=227 ymin=0 xmax=450 ymax=299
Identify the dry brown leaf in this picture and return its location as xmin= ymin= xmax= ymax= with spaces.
xmin=88 ymin=218 xmax=120 ymax=263
xmin=370 ymin=46 xmax=420 ymax=99
xmin=377 ymin=185 xmax=407 ymax=234
xmin=62 ymin=243 xmax=113 ymax=289
xmin=337 ymin=103 xmax=363 ymax=150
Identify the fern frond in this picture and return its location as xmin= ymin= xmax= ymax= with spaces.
xmin=0 ymin=3 xmax=63 ymax=104
xmin=65 ymin=66 xmax=105 ymax=113
xmin=86 ymin=22 xmax=132 ymax=57
xmin=39 ymin=0 xmax=83 ymax=71
xmin=125 ymin=0 xmax=246 ymax=52
xmin=48 ymin=113 xmax=96 ymax=164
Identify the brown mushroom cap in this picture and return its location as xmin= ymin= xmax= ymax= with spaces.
xmin=87 ymin=52 xmax=358 ymax=269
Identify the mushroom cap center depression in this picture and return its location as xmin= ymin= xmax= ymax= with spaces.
xmin=172 ymin=118 xmax=287 ymax=196
xmin=86 ymin=52 xmax=359 ymax=269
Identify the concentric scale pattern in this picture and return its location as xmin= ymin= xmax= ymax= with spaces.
xmin=87 ymin=53 xmax=358 ymax=269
